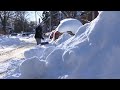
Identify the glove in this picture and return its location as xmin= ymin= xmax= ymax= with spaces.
xmin=42 ymin=37 xmax=44 ymax=40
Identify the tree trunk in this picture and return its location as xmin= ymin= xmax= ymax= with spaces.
xmin=2 ymin=17 xmax=7 ymax=34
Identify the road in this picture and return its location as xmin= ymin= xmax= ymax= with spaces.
xmin=0 ymin=41 xmax=36 ymax=78
xmin=0 ymin=43 xmax=35 ymax=63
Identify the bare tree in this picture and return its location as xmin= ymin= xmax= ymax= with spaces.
xmin=14 ymin=11 xmax=29 ymax=33
xmin=0 ymin=11 xmax=14 ymax=34
xmin=61 ymin=11 xmax=78 ymax=18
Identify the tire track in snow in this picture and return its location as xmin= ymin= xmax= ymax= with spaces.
xmin=0 ymin=38 xmax=36 ymax=78
xmin=0 ymin=43 xmax=35 ymax=63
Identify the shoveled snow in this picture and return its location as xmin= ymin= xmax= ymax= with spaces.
xmin=0 ymin=36 xmax=22 ymax=52
xmin=55 ymin=32 xmax=72 ymax=45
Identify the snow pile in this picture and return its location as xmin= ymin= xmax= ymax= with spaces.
xmin=43 ymin=48 xmax=65 ymax=78
xmin=6 ymin=11 xmax=120 ymax=79
xmin=0 ymin=36 xmax=22 ymax=46
xmin=54 ymin=32 xmax=73 ymax=45
xmin=39 ymin=46 xmax=56 ymax=60
xmin=0 ymin=36 xmax=24 ymax=52
xmin=3 ymin=59 xmax=24 ymax=78
xmin=56 ymin=18 xmax=83 ymax=34
xmin=19 ymin=36 xmax=35 ymax=44
xmin=24 ymin=45 xmax=47 ymax=59
xmin=57 ymin=23 xmax=90 ymax=49
xmin=18 ymin=57 xmax=46 ymax=79
xmin=0 ymin=63 xmax=9 ymax=74
xmin=1 ymin=38 xmax=21 ymax=46
xmin=0 ymin=58 xmax=25 ymax=79
xmin=61 ymin=11 xmax=120 ymax=79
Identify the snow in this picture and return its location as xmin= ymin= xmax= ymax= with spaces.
xmin=56 ymin=18 xmax=83 ymax=34
xmin=63 ymin=11 xmax=120 ymax=79
xmin=24 ymin=46 xmax=45 ymax=59
xmin=55 ymin=32 xmax=72 ymax=45
xmin=18 ymin=57 xmax=46 ymax=79
xmin=0 ymin=36 xmax=23 ymax=53
xmin=2 ymin=11 xmax=120 ymax=79
xmin=0 ymin=35 xmax=36 ymax=78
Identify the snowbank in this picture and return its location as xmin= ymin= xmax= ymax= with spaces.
xmin=0 ymin=36 xmax=25 ymax=52
xmin=0 ymin=36 xmax=21 ymax=46
xmin=0 ymin=35 xmax=36 ymax=54
xmin=24 ymin=45 xmax=56 ymax=60
xmin=19 ymin=57 xmax=46 ymax=79
xmin=24 ymin=46 xmax=45 ymax=59
xmin=64 ymin=11 xmax=120 ymax=79
xmin=54 ymin=32 xmax=72 ymax=45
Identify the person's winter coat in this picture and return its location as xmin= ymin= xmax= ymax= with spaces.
xmin=35 ymin=25 xmax=44 ymax=39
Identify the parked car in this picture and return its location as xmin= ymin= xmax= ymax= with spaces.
xmin=22 ymin=33 xmax=29 ymax=36
xmin=49 ymin=30 xmax=63 ymax=40
xmin=11 ymin=33 xmax=18 ymax=36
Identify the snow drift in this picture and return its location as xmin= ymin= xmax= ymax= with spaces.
xmin=54 ymin=32 xmax=73 ymax=45
xmin=61 ymin=11 xmax=120 ymax=79
xmin=0 ymin=36 xmax=25 ymax=52
xmin=0 ymin=36 xmax=21 ymax=46
xmin=6 ymin=11 xmax=120 ymax=79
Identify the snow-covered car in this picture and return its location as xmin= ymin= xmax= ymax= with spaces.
xmin=49 ymin=30 xmax=63 ymax=40
xmin=49 ymin=18 xmax=82 ymax=40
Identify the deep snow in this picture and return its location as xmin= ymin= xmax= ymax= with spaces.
xmin=0 ymin=34 xmax=35 ymax=53
xmin=2 ymin=11 xmax=120 ymax=79
xmin=0 ymin=34 xmax=35 ymax=78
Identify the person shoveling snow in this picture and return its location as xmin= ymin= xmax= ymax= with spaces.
xmin=34 ymin=24 xmax=49 ymax=45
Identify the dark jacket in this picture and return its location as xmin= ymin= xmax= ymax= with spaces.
xmin=35 ymin=25 xmax=44 ymax=39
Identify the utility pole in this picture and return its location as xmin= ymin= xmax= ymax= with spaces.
xmin=92 ymin=11 xmax=95 ymax=20
xmin=39 ymin=18 xmax=41 ymax=24
xmin=23 ymin=13 xmax=25 ymax=33
xmin=59 ymin=11 xmax=61 ymax=21
xmin=35 ymin=11 xmax=37 ymax=25
xmin=49 ymin=11 xmax=51 ymax=31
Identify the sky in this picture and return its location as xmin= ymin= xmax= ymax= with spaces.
xmin=28 ymin=11 xmax=43 ymax=23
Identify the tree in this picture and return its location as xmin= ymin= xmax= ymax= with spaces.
xmin=60 ymin=11 xmax=81 ymax=19
xmin=0 ymin=11 xmax=14 ymax=34
xmin=41 ymin=11 xmax=99 ymax=33
xmin=41 ymin=11 xmax=50 ymax=32
xmin=29 ymin=21 xmax=36 ymax=32
xmin=79 ymin=11 xmax=98 ymax=24
xmin=42 ymin=11 xmax=49 ymax=21
xmin=61 ymin=11 xmax=99 ymax=24
xmin=42 ymin=11 xmax=60 ymax=32
xmin=13 ymin=11 xmax=29 ymax=33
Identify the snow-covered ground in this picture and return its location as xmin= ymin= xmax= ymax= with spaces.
xmin=0 ymin=35 xmax=36 ymax=78
xmin=0 ymin=34 xmax=35 ymax=53
xmin=1 ymin=11 xmax=120 ymax=79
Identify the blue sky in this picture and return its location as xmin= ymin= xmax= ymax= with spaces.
xmin=28 ymin=11 xmax=43 ymax=23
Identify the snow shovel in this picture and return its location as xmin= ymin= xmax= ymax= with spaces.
xmin=41 ymin=42 xmax=49 ymax=45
